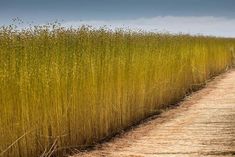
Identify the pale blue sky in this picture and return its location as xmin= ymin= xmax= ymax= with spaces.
xmin=1 ymin=0 xmax=235 ymax=37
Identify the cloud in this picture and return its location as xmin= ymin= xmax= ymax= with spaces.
xmin=62 ymin=16 xmax=235 ymax=37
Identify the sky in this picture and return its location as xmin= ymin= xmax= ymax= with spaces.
xmin=1 ymin=0 xmax=235 ymax=37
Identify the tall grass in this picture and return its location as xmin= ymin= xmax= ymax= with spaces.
xmin=0 ymin=25 xmax=234 ymax=157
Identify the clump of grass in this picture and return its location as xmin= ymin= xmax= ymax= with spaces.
xmin=0 ymin=25 xmax=234 ymax=157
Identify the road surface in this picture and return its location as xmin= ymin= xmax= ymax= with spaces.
xmin=74 ymin=69 xmax=235 ymax=157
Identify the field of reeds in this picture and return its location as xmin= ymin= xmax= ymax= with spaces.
xmin=0 ymin=25 xmax=235 ymax=157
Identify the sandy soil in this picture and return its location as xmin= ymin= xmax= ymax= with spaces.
xmin=73 ymin=69 xmax=235 ymax=157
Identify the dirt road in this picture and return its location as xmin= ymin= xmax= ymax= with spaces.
xmin=74 ymin=69 xmax=235 ymax=157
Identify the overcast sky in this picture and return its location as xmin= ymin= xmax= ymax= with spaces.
xmin=1 ymin=0 xmax=235 ymax=37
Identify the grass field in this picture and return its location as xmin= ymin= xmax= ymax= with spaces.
xmin=0 ymin=25 xmax=234 ymax=157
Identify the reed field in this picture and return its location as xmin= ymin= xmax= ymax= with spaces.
xmin=0 ymin=25 xmax=235 ymax=157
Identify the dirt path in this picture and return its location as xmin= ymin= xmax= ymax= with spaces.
xmin=73 ymin=69 xmax=235 ymax=157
